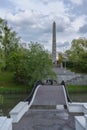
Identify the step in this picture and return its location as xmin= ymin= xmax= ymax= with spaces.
xmin=2 ymin=118 xmax=12 ymax=130
xmin=75 ymin=116 xmax=85 ymax=130
xmin=0 ymin=117 xmax=7 ymax=129
xmin=83 ymin=104 xmax=87 ymax=114
xmin=0 ymin=116 xmax=12 ymax=130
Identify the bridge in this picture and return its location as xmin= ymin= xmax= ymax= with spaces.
xmin=1 ymin=81 xmax=87 ymax=130
xmin=11 ymin=83 xmax=75 ymax=130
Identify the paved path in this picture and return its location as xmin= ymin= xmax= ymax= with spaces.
xmin=13 ymin=85 xmax=75 ymax=130
xmin=53 ymin=68 xmax=75 ymax=75
xmin=53 ymin=67 xmax=80 ymax=83
xmin=13 ymin=109 xmax=75 ymax=130
xmin=32 ymin=85 xmax=67 ymax=106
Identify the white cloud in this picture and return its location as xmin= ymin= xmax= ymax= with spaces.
xmin=0 ymin=0 xmax=87 ymax=52
xmin=9 ymin=0 xmax=67 ymax=16
xmin=6 ymin=10 xmax=34 ymax=25
xmin=72 ymin=15 xmax=86 ymax=31
xmin=70 ymin=0 xmax=84 ymax=5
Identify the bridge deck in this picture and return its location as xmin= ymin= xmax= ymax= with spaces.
xmin=13 ymin=109 xmax=75 ymax=130
xmin=32 ymin=85 xmax=67 ymax=106
xmin=12 ymin=85 xmax=75 ymax=130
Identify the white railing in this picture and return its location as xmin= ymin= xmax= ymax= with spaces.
xmin=9 ymin=101 xmax=29 ymax=123
xmin=68 ymin=102 xmax=87 ymax=130
xmin=9 ymin=85 xmax=41 ymax=123
xmin=0 ymin=116 xmax=12 ymax=130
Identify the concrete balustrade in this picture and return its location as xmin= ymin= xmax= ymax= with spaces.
xmin=75 ymin=115 xmax=87 ymax=130
xmin=0 ymin=116 xmax=12 ymax=130
xmin=68 ymin=102 xmax=87 ymax=113
xmin=68 ymin=103 xmax=87 ymax=130
xmin=75 ymin=116 xmax=85 ymax=130
xmin=83 ymin=104 xmax=87 ymax=114
xmin=9 ymin=101 xmax=29 ymax=123
xmin=85 ymin=115 xmax=87 ymax=130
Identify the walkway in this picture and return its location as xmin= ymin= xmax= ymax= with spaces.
xmin=53 ymin=67 xmax=80 ymax=83
xmin=13 ymin=109 xmax=75 ymax=130
xmin=32 ymin=85 xmax=67 ymax=106
xmin=12 ymin=85 xmax=76 ymax=130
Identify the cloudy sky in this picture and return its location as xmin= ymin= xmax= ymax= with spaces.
xmin=0 ymin=0 xmax=87 ymax=52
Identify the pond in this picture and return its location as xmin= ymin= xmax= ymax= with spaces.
xmin=0 ymin=93 xmax=29 ymax=116
xmin=0 ymin=93 xmax=87 ymax=116
xmin=70 ymin=93 xmax=87 ymax=102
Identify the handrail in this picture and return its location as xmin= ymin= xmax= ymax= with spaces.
xmin=46 ymin=79 xmax=57 ymax=85
xmin=25 ymin=80 xmax=43 ymax=103
xmin=25 ymin=80 xmax=70 ymax=104
xmin=61 ymin=80 xmax=72 ymax=103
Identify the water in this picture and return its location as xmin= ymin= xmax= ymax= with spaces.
xmin=0 ymin=93 xmax=87 ymax=116
xmin=0 ymin=93 xmax=29 ymax=116
xmin=70 ymin=93 xmax=87 ymax=102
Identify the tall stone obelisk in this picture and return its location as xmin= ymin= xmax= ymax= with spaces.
xmin=52 ymin=21 xmax=56 ymax=63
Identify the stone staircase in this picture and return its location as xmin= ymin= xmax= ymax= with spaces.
xmin=53 ymin=67 xmax=87 ymax=85
xmin=66 ymin=75 xmax=87 ymax=85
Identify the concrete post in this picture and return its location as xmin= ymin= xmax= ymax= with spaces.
xmin=85 ymin=115 xmax=87 ymax=130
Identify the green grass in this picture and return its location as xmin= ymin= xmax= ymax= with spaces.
xmin=67 ymin=85 xmax=87 ymax=93
xmin=0 ymin=71 xmax=87 ymax=94
xmin=0 ymin=71 xmax=30 ymax=94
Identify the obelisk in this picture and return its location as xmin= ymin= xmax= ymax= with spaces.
xmin=52 ymin=21 xmax=56 ymax=63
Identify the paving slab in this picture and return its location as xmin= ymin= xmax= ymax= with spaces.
xmin=32 ymin=85 xmax=67 ymax=106
xmin=13 ymin=85 xmax=75 ymax=130
xmin=13 ymin=109 xmax=75 ymax=130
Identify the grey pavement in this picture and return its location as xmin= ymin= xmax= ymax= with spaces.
xmin=32 ymin=85 xmax=67 ymax=106
xmin=13 ymin=109 xmax=75 ymax=130
xmin=13 ymin=85 xmax=75 ymax=130
xmin=53 ymin=68 xmax=75 ymax=75
xmin=53 ymin=67 xmax=81 ymax=83
xmin=53 ymin=67 xmax=87 ymax=85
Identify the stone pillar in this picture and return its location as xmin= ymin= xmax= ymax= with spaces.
xmin=52 ymin=21 xmax=56 ymax=63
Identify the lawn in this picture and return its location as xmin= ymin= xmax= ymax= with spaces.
xmin=67 ymin=85 xmax=87 ymax=93
xmin=0 ymin=71 xmax=30 ymax=94
xmin=0 ymin=71 xmax=87 ymax=94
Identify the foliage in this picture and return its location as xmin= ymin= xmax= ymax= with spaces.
xmin=67 ymin=85 xmax=87 ymax=93
xmin=58 ymin=52 xmax=63 ymax=63
xmin=0 ymin=71 xmax=29 ymax=94
xmin=65 ymin=38 xmax=87 ymax=73
xmin=0 ymin=48 xmax=5 ymax=71
xmin=0 ymin=18 xmax=56 ymax=87
xmin=0 ymin=18 xmax=20 ymax=70
xmin=10 ymin=42 xmax=56 ymax=86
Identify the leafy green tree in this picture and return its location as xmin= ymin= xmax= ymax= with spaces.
xmin=0 ymin=18 xmax=20 ymax=70
xmin=58 ymin=53 xmax=63 ymax=64
xmin=0 ymin=48 xmax=5 ymax=72
xmin=0 ymin=18 xmax=56 ymax=86
xmin=12 ymin=42 xmax=56 ymax=86
xmin=65 ymin=38 xmax=87 ymax=73
xmin=0 ymin=18 xmax=6 ymax=72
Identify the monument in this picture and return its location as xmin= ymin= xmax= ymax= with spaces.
xmin=52 ymin=21 xmax=56 ymax=63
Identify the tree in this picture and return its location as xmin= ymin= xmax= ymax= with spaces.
xmin=58 ymin=53 xmax=63 ymax=64
xmin=0 ymin=18 xmax=56 ymax=86
xmin=0 ymin=48 xmax=5 ymax=72
xmin=13 ymin=42 xmax=56 ymax=86
xmin=65 ymin=38 xmax=87 ymax=73
xmin=0 ymin=18 xmax=20 ymax=70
